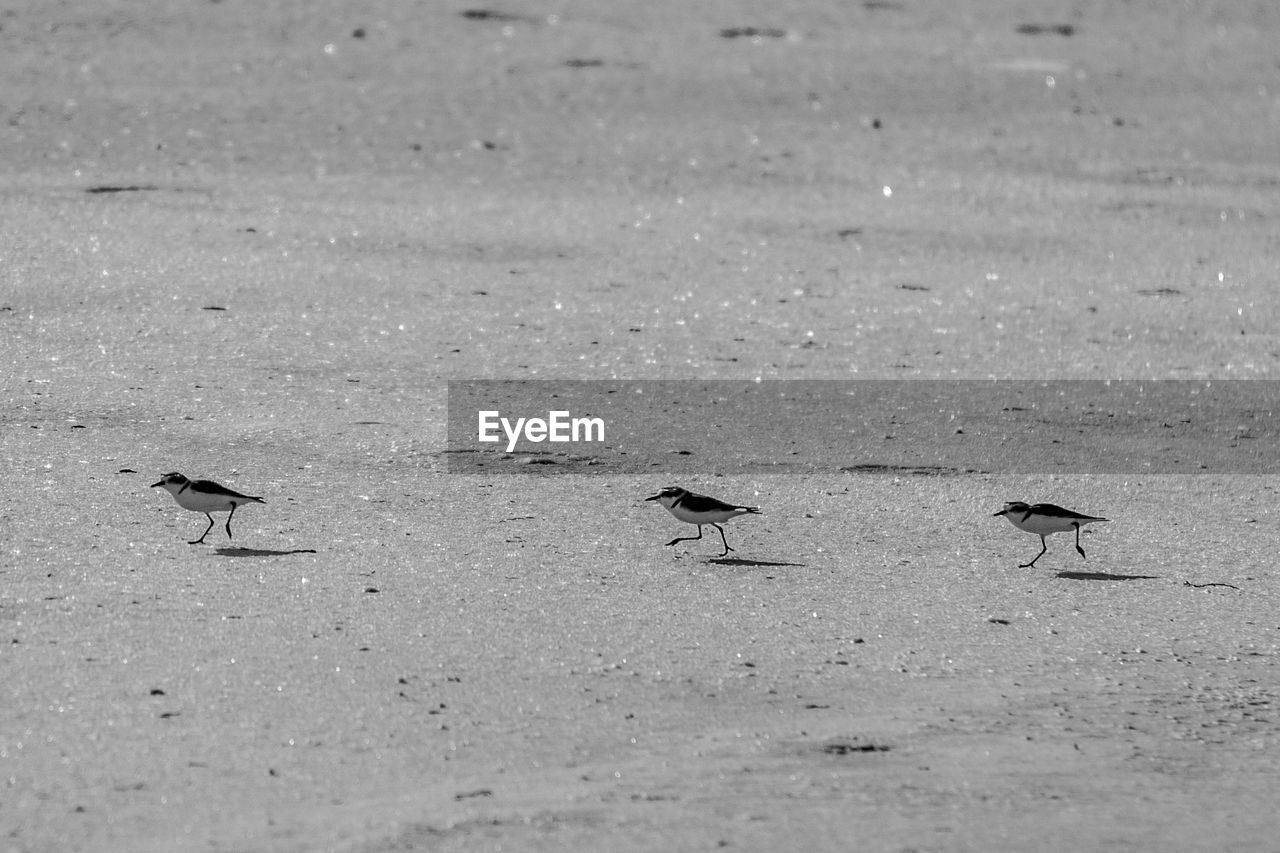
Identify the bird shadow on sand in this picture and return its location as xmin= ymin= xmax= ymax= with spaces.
xmin=1056 ymin=570 xmax=1159 ymax=581
xmin=708 ymin=557 xmax=806 ymax=568
xmin=215 ymin=547 xmax=318 ymax=558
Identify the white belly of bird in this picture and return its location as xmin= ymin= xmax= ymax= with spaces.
xmin=670 ymin=505 xmax=747 ymax=525
xmin=1012 ymin=516 xmax=1091 ymax=536
xmin=173 ymin=491 xmax=240 ymax=513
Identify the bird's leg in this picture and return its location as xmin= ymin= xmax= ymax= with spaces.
xmin=712 ymin=523 xmax=734 ymax=556
xmin=1020 ymin=535 xmax=1048 ymax=568
xmin=225 ymin=503 xmax=239 ymax=539
xmin=1074 ymin=523 xmax=1086 ymax=559
xmin=190 ymin=513 xmax=215 ymax=545
xmin=665 ymin=525 xmax=704 ymax=547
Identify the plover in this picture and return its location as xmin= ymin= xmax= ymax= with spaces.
xmin=994 ymin=501 xmax=1107 ymax=568
xmin=151 ymin=472 xmax=265 ymax=545
xmin=645 ymin=486 xmax=760 ymax=557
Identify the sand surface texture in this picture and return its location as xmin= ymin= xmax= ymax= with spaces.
xmin=3 ymin=2 xmax=1279 ymax=851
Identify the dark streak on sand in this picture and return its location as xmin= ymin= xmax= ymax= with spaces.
xmin=1057 ymin=571 xmax=1159 ymax=582
xmin=720 ymin=26 xmax=787 ymax=39
xmin=708 ymin=557 xmax=805 ymax=568
xmin=1015 ymin=23 xmax=1076 ymax=36
xmin=215 ymin=548 xmax=318 ymax=557
xmin=85 ymin=185 xmax=161 ymax=194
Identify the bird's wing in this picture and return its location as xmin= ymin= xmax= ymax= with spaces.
xmin=1028 ymin=503 xmax=1101 ymax=520
xmin=680 ymin=493 xmax=745 ymax=513
xmin=191 ymin=480 xmax=263 ymax=501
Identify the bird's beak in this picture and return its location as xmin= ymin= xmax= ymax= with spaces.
xmin=150 ymin=480 xmax=165 ymax=488
xmin=992 ymin=509 xmax=1006 ymax=516
xmin=644 ymin=493 xmax=661 ymax=501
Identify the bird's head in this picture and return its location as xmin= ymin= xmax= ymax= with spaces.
xmin=151 ymin=472 xmax=189 ymax=492
xmin=645 ymin=486 xmax=687 ymax=507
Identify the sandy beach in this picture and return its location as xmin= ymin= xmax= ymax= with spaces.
xmin=3 ymin=2 xmax=1279 ymax=850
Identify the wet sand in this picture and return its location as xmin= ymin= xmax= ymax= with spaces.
xmin=3 ymin=2 xmax=1279 ymax=851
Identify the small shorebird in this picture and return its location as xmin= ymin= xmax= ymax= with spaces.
xmin=646 ymin=486 xmax=760 ymax=556
xmin=152 ymin=472 xmax=265 ymax=544
xmin=994 ymin=501 xmax=1108 ymax=568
